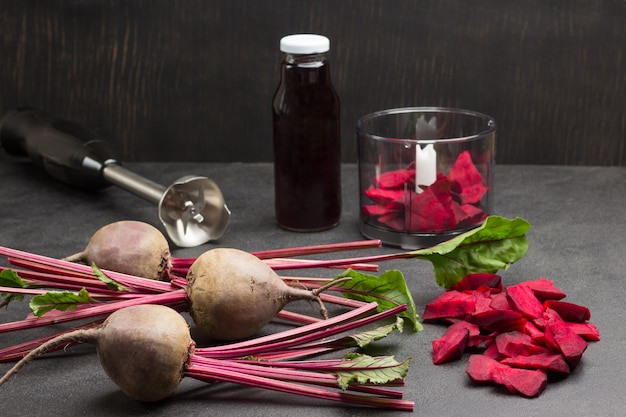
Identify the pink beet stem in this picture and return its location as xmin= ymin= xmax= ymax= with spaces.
xmin=0 ymin=289 xmax=188 ymax=333
xmin=0 ymin=320 xmax=104 ymax=362
xmin=184 ymin=363 xmax=413 ymax=411
xmin=263 ymin=252 xmax=418 ymax=270
xmin=196 ymin=303 xmax=406 ymax=359
xmin=191 ymin=356 xmax=405 ymax=398
xmin=171 ymin=239 xmax=383 ymax=268
xmin=263 ymin=258 xmax=379 ymax=272
xmin=0 ymin=246 xmax=173 ymax=293
xmin=252 ymin=240 xmax=383 ymax=259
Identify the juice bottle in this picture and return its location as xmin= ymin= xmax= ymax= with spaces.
xmin=272 ymin=34 xmax=341 ymax=231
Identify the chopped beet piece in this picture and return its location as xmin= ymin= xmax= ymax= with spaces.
xmin=375 ymin=168 xmax=415 ymax=188
xmin=377 ymin=208 xmax=406 ymax=230
xmin=489 ymin=292 xmax=511 ymax=311
xmin=425 ymin=277 xmax=599 ymax=398
xmin=506 ymin=284 xmax=544 ymax=319
xmin=519 ymin=277 xmax=567 ymax=301
xmin=501 ymin=352 xmax=570 ymax=374
xmin=448 ymin=151 xmax=487 ymax=204
xmin=450 ymin=273 xmax=502 ymax=292
xmin=495 ymin=331 xmax=548 ymax=357
xmin=471 ymin=289 xmax=495 ymax=315
xmin=490 ymin=364 xmax=548 ymax=397
xmin=470 ymin=309 xmax=527 ymax=333
xmin=422 ymin=290 xmax=476 ymax=321
xmin=483 ymin=342 xmax=506 ymax=361
xmin=564 ymin=322 xmax=600 ymax=341
xmin=453 ymin=320 xmax=483 ymax=348
xmin=543 ymin=308 xmax=588 ymax=368
xmin=466 ymin=354 xmax=548 ymax=397
xmin=432 ymin=324 xmax=470 ymax=365
xmin=543 ymin=300 xmax=591 ymax=323
xmin=361 ymin=204 xmax=389 ymax=216
xmin=406 ymin=177 xmax=457 ymax=233
xmin=466 ymin=354 xmax=497 ymax=382
xmin=524 ymin=321 xmax=546 ymax=344
xmin=457 ymin=203 xmax=488 ymax=227
xmin=364 ymin=185 xmax=405 ymax=205
xmin=459 ymin=182 xmax=489 ymax=206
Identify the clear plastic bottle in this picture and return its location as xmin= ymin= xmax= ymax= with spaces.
xmin=272 ymin=34 xmax=341 ymax=231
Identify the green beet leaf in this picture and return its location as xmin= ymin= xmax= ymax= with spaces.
xmin=29 ymin=288 xmax=95 ymax=317
xmin=335 ymin=354 xmax=412 ymax=390
xmin=410 ymin=215 xmax=530 ymax=289
xmin=333 ymin=269 xmax=422 ymax=332
xmin=91 ymin=263 xmax=128 ymax=292
xmin=348 ymin=316 xmax=404 ymax=348
xmin=326 ymin=316 xmax=405 ymax=350
xmin=0 ymin=269 xmax=28 ymax=305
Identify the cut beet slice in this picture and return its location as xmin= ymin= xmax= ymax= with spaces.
xmin=495 ymin=331 xmax=549 ymax=357
xmin=543 ymin=308 xmax=588 ymax=368
xmin=470 ymin=309 xmax=527 ymax=333
xmin=519 ymin=277 xmax=567 ymax=301
xmin=466 ymin=354 xmax=548 ymax=397
xmin=406 ymin=177 xmax=457 ymax=233
xmin=524 ymin=320 xmax=546 ymax=344
xmin=564 ymin=322 xmax=600 ymax=341
xmin=470 ymin=288 xmax=494 ymax=315
xmin=432 ymin=324 xmax=470 ymax=365
xmin=543 ymin=300 xmax=591 ymax=323
xmin=422 ymin=290 xmax=476 ymax=321
xmin=501 ymin=352 xmax=570 ymax=374
xmin=448 ymin=151 xmax=487 ymax=204
xmin=364 ymin=185 xmax=405 ymax=205
xmin=466 ymin=354 xmax=497 ymax=382
xmin=490 ymin=364 xmax=548 ymax=397
xmin=450 ymin=273 xmax=502 ymax=292
xmin=375 ymin=168 xmax=415 ymax=188
xmin=483 ymin=342 xmax=506 ymax=361
xmin=506 ymin=283 xmax=544 ymax=319
xmin=489 ymin=292 xmax=511 ymax=311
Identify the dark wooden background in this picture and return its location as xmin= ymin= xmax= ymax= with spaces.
xmin=1 ymin=0 xmax=624 ymax=165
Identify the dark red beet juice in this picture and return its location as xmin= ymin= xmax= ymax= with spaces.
xmin=272 ymin=34 xmax=341 ymax=231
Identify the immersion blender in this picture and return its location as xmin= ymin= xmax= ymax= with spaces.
xmin=0 ymin=108 xmax=230 ymax=247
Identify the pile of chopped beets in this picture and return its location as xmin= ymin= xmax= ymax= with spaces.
xmin=422 ymin=273 xmax=600 ymax=397
xmin=362 ymin=151 xmax=488 ymax=233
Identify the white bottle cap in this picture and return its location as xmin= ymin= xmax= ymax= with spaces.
xmin=280 ymin=34 xmax=330 ymax=54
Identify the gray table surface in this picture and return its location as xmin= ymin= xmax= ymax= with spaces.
xmin=0 ymin=155 xmax=624 ymax=417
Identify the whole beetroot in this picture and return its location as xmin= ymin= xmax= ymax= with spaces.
xmin=64 ymin=220 xmax=172 ymax=280
xmin=186 ymin=248 xmax=328 ymax=341
xmin=0 ymin=304 xmax=194 ymax=402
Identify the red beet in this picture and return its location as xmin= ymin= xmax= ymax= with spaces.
xmin=64 ymin=220 xmax=172 ymax=281
xmin=432 ymin=324 xmax=470 ymax=365
xmin=494 ymin=331 xmax=548 ymax=357
xmin=543 ymin=308 xmax=588 ymax=368
xmin=506 ymin=284 xmax=544 ymax=319
xmin=564 ymin=322 xmax=600 ymax=341
xmin=450 ymin=273 xmax=502 ymax=292
xmin=471 ymin=288 xmax=495 ymax=314
xmin=470 ymin=309 xmax=527 ymax=333
xmin=375 ymin=168 xmax=415 ymax=188
xmin=424 ymin=273 xmax=599 ymax=397
xmin=490 ymin=363 xmax=548 ymax=397
xmin=448 ymin=151 xmax=488 ymax=205
xmin=466 ymin=354 xmax=548 ymax=397
xmin=501 ymin=352 xmax=570 ymax=374
xmin=422 ymin=290 xmax=476 ymax=321
xmin=519 ymin=277 xmax=566 ymax=301
xmin=543 ymin=300 xmax=591 ymax=323
xmin=489 ymin=292 xmax=512 ymax=310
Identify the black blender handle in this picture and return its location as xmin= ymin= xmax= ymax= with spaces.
xmin=0 ymin=108 xmax=119 ymax=189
